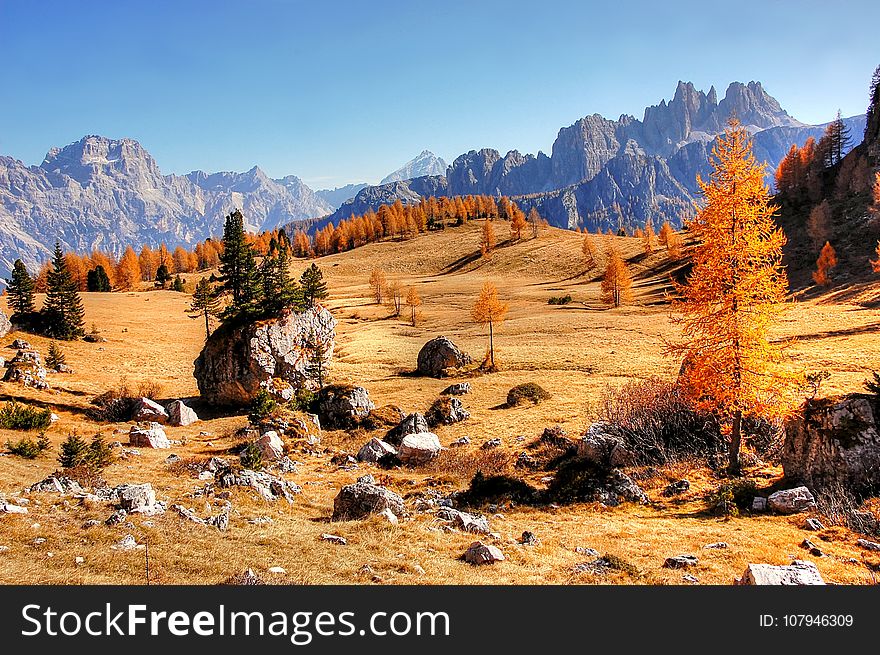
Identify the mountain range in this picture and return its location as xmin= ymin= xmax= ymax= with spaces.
xmin=0 ymin=81 xmax=866 ymax=279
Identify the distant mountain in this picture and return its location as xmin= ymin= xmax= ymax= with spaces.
xmin=315 ymin=183 xmax=368 ymax=210
xmin=0 ymin=135 xmax=332 ymax=278
xmin=380 ymin=150 xmax=447 ymax=185
xmin=324 ymin=81 xmax=864 ymax=234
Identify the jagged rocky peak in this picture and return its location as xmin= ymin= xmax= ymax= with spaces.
xmin=41 ymin=134 xmax=160 ymax=184
xmin=380 ymin=150 xmax=447 ymax=185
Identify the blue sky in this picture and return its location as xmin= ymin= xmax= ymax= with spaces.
xmin=1 ymin=0 xmax=878 ymax=188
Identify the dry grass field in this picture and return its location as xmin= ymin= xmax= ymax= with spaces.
xmin=2 ymin=221 xmax=880 ymax=585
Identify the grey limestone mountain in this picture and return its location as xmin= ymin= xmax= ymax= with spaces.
xmin=380 ymin=150 xmax=447 ymax=185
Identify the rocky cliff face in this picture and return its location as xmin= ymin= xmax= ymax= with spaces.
xmin=0 ymin=135 xmax=332 ymax=278
xmin=322 ymin=81 xmax=863 ymax=233
xmin=380 ymin=150 xmax=447 ymax=185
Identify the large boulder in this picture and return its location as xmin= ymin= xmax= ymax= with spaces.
xmin=398 ymin=432 xmax=442 ymax=466
xmin=166 ymin=400 xmax=199 ymax=427
xmin=0 ymin=311 xmax=11 ymax=338
xmin=193 ymin=306 xmax=337 ymax=406
xmin=317 ymin=384 xmax=374 ymax=429
xmin=255 ymin=431 xmax=285 ymax=461
xmin=739 ymin=560 xmax=825 ymax=585
xmin=357 ymin=438 xmax=397 ymax=464
xmin=578 ymin=423 xmax=633 ymax=468
xmin=426 ymin=397 xmax=470 ymax=427
xmin=417 ymin=336 xmax=472 ymax=377
xmin=782 ymin=394 xmax=880 ymax=493
xmin=3 ymin=349 xmax=48 ymax=389
xmin=332 ymin=480 xmax=405 ymax=521
xmin=132 ymin=397 xmax=169 ymax=424
xmin=767 ymin=487 xmax=817 ymax=514
xmin=385 ymin=412 xmax=430 ymax=446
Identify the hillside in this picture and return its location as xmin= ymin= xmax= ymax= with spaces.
xmin=2 ymin=221 xmax=880 ymax=585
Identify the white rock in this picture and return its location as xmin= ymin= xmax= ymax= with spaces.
xmin=166 ymin=400 xmax=199 ymax=427
xmin=378 ymin=508 xmax=399 ymax=525
xmin=268 ymin=566 xmax=287 ymax=575
xmin=357 ymin=437 xmax=397 ymax=463
xmin=255 ymin=431 xmax=285 ymax=461
xmin=128 ymin=423 xmax=170 ymax=449
xmin=398 ymin=432 xmax=442 ymax=466
xmin=767 ymin=487 xmax=817 ymax=514
xmin=740 ymin=560 xmax=825 ymax=585
xmin=132 ymin=397 xmax=169 ymax=424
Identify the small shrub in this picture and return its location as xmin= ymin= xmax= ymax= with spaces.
xmin=5 ymin=432 xmax=51 ymax=459
xmin=456 ymin=471 xmax=541 ymax=508
xmin=58 ymin=433 xmax=115 ymax=471
xmin=89 ymin=378 xmax=163 ymax=421
xmin=0 ymin=401 xmax=53 ymax=431
xmin=601 ymin=553 xmax=641 ymax=578
xmin=86 ymin=434 xmax=115 ymax=470
xmin=239 ymin=441 xmax=263 ymax=471
xmin=706 ymin=479 xmax=758 ymax=517
xmin=46 ymin=342 xmax=66 ymax=371
xmin=507 ymin=382 xmax=552 ymax=407
xmin=428 ymin=448 xmax=511 ymax=485
xmin=248 ymin=389 xmax=278 ymax=424
xmin=547 ymin=294 xmax=572 ymax=305
xmin=290 ymin=387 xmax=316 ymax=413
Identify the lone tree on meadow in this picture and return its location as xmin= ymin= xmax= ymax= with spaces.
xmin=813 ymin=241 xmax=837 ymax=286
xmin=480 ymin=218 xmax=497 ymax=257
xmin=668 ymin=118 xmax=799 ymax=474
xmin=299 ymin=263 xmax=328 ymax=309
xmin=509 ymin=206 xmax=528 ymax=241
xmin=116 ymin=246 xmax=142 ymax=291
xmin=472 ymin=281 xmax=509 ymax=371
xmin=42 ymin=242 xmax=85 ymax=340
xmin=369 ymin=268 xmax=387 ymax=304
xmin=188 ymin=277 xmax=222 ymax=338
xmin=154 ymin=263 xmax=172 ymax=289
xmin=581 ymin=233 xmax=599 ymax=271
xmin=5 ymin=259 xmax=36 ymax=321
xmin=642 ymin=218 xmax=655 ymax=255
xmin=405 ymin=286 xmax=422 ymax=327
xmin=600 ymin=245 xmax=633 ymax=307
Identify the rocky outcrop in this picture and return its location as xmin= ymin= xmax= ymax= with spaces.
xmin=385 ymin=412 xmax=429 ymax=446
xmin=426 ymin=397 xmax=470 ymax=426
xmin=356 ymin=438 xmax=397 ymax=464
xmin=782 ymin=395 xmax=880 ymax=493
xmin=578 ymin=423 xmax=633 ymax=468
xmin=332 ymin=479 xmax=405 ymax=521
xmin=166 ymin=400 xmax=199 ymax=427
xmin=2 ymin=349 xmax=48 ymax=389
xmin=417 ymin=337 xmax=472 ymax=377
xmin=132 ymin=397 xmax=169 ymax=424
xmin=739 ymin=560 xmax=825 ymax=585
xmin=317 ymin=384 xmax=374 ymax=429
xmin=0 ymin=311 xmax=11 ymax=338
xmin=397 ymin=433 xmax=442 ymax=466
xmin=128 ymin=423 xmax=170 ymax=449
xmin=194 ymin=306 xmax=336 ymax=406
xmin=767 ymin=487 xmax=817 ymax=514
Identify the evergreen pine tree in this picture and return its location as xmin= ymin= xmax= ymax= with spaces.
xmin=299 ymin=263 xmax=328 ymax=309
xmin=259 ymin=244 xmax=301 ymax=316
xmin=42 ymin=243 xmax=85 ymax=340
xmin=303 ymin=329 xmax=330 ymax=389
xmin=86 ymin=265 xmax=112 ymax=292
xmin=171 ymin=275 xmax=185 ymax=292
xmin=154 ymin=264 xmax=172 ymax=289
xmin=46 ymin=342 xmax=66 ymax=371
xmin=219 ymin=209 xmax=261 ymax=318
xmin=188 ymin=277 xmax=222 ymax=338
xmin=5 ymin=259 xmax=36 ymax=320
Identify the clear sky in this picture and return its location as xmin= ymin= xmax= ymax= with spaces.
xmin=1 ymin=0 xmax=878 ymax=188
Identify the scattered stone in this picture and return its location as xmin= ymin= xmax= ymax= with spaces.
xmin=330 ymin=453 xmax=357 ymax=469
xmin=800 ymin=539 xmax=824 ymax=557
xmin=82 ymin=520 xmax=101 ymax=529
xmin=3 ymin=349 xmax=48 ymax=389
xmin=739 ymin=560 xmax=825 ymax=585
xmin=378 ymin=508 xmax=399 ymax=525
xmin=10 ymin=338 xmax=31 ymax=350
xmin=0 ymin=546 xmax=9 ymax=554
xmin=577 ymin=423 xmax=632 ymax=467
xmin=33 ymin=537 xmax=46 ymax=545
xmin=248 ymin=517 xmax=273 ymax=525
xmin=573 ymin=557 xmax=616 ymax=576
xmin=357 ymin=438 xmax=397 ymax=464
xmin=132 ymin=397 xmax=169 ymax=423
xmin=481 ymin=438 xmax=502 ymax=450
xmin=804 ymin=518 xmax=826 ymax=531
xmin=276 ymin=456 xmax=298 ymax=474
xmin=215 ymin=466 xmax=300 ymax=503
xmin=683 ymin=574 xmax=700 ymax=584
xmin=385 ymin=412 xmax=430 ymax=446
xmin=664 ymin=555 xmax=699 ymax=569
xmin=575 ymin=546 xmax=601 ymax=557
xmin=703 ymin=542 xmax=729 ymax=550
xmin=128 ymin=422 xmax=170 ymax=449
xmin=662 ymin=479 xmax=690 ymax=497
xmin=449 ymin=436 xmax=471 ymax=447
xmin=441 ymin=382 xmax=470 ymax=396
xmin=105 ymin=509 xmax=127 ymax=526
xmin=417 ymin=336 xmax=472 ymax=377
xmin=398 ymin=432 xmax=442 ymax=466
xmin=463 ymin=541 xmax=504 ymax=565
xmin=767 ymin=487 xmax=817 ymax=515
xmin=520 ymin=531 xmax=539 ymax=546
xmin=75 ymin=556 xmax=85 ymax=565
xmin=317 ymin=384 xmax=375 ymax=429
xmin=166 ymin=400 xmax=199 ymax=426
xmin=357 ymin=474 xmax=376 ymax=485
xmin=1 ymin=503 xmax=29 ymax=514
xmin=268 ymin=566 xmax=287 ymax=575
xmin=332 ymin=479 xmax=405 ymax=521
xmin=751 ymin=497 xmax=768 ymax=512
xmin=165 ymin=454 xmax=181 ymax=464
xmin=222 ymin=569 xmax=265 ymax=586
xmin=856 ymin=538 xmax=880 ymax=552
xmin=437 ymin=507 xmax=491 ymax=535
xmin=426 ymin=396 xmax=470 ymax=427
xmin=27 ymin=475 xmax=84 ymax=495
xmin=198 ymin=471 xmax=214 ymax=481
xmin=117 ymin=484 xmax=158 ymax=513
xmin=540 ymin=425 xmax=575 ymax=449
xmin=321 ymin=533 xmax=347 ymax=545
xmin=113 ymin=534 xmax=141 ymax=551
xmin=194 ymin=306 xmax=337 ymax=405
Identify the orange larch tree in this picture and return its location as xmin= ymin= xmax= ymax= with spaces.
xmin=581 ymin=232 xmax=599 ymax=270
xmin=812 ymin=241 xmax=837 ymax=286
xmin=116 ymin=246 xmax=142 ymax=291
xmin=668 ymin=118 xmax=800 ymax=474
xmin=600 ymin=245 xmax=633 ymax=307
xmin=471 ymin=281 xmax=508 ymax=371
xmin=658 ymin=220 xmax=673 ymax=246
xmin=642 ymin=217 xmax=655 ymax=255
xmin=480 ymin=218 xmax=496 ymax=257
xmin=509 ymin=206 xmax=528 ymax=241
xmin=405 ymin=286 xmax=422 ymax=327
xmin=369 ymin=267 xmax=387 ymax=304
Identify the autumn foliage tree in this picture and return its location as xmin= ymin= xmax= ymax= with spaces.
xmin=642 ymin=217 xmax=655 ymax=255
xmin=668 ymin=119 xmax=799 ymax=474
xmin=115 ymin=246 xmax=142 ymax=291
xmin=581 ymin=233 xmax=599 ymax=270
xmin=659 ymin=221 xmax=673 ymax=246
xmin=405 ymin=286 xmax=422 ymax=327
xmin=472 ymin=281 xmax=508 ymax=371
xmin=812 ymin=241 xmax=837 ymax=286
xmin=806 ymin=200 xmax=831 ymax=249
xmin=480 ymin=218 xmax=497 ymax=257
xmin=369 ymin=268 xmax=387 ymax=304
xmin=600 ymin=245 xmax=633 ymax=307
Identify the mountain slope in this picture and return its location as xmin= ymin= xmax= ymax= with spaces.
xmin=315 ymin=183 xmax=368 ymax=210
xmin=380 ymin=150 xmax=447 ymax=185
xmin=0 ymin=135 xmax=331 ymax=278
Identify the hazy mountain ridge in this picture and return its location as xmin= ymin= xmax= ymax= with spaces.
xmin=380 ymin=150 xmax=447 ymax=185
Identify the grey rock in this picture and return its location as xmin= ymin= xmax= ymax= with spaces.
xmin=321 ymin=533 xmax=347 ymax=545
xmin=662 ymin=479 xmax=690 ymax=497
xmin=417 ymin=337 xmax=472 ymax=377
xmin=481 ymin=438 xmax=502 ymax=450
xmin=578 ymin=423 xmax=633 ymax=467
xmin=664 ymin=555 xmax=699 ymax=569
xmin=0 ymin=311 xmax=10 ymax=338
xmin=441 ymin=382 xmax=471 ymax=396
xmin=449 ymin=436 xmax=471 ymax=447
xmin=128 ymin=422 xmax=170 ymax=449
xmin=131 ymin=397 xmax=169 ymax=424
xmin=520 ymin=531 xmax=539 ymax=546
xmin=463 ymin=541 xmax=505 ymax=565
xmin=739 ymin=560 xmax=825 ymax=585
xmin=767 ymin=487 xmax=817 ymax=515
xmin=332 ymin=480 xmax=405 ymax=521
xmin=27 ymin=475 xmax=84 ymax=495
xmin=702 ymin=542 xmax=729 ymax=550
xmin=317 ymin=384 xmax=374 ymax=429
xmin=194 ymin=306 xmax=337 ymax=406
xmin=255 ymin=431 xmax=284 ymax=461
xmin=437 ymin=507 xmax=491 ymax=535
xmin=166 ymin=400 xmax=199 ymax=427
xmin=216 ymin=467 xmax=300 ymax=503
xmin=426 ymin=397 xmax=470 ymax=427
xmin=782 ymin=394 xmax=880 ymax=492
xmin=105 ymin=509 xmax=127 ymax=526
xmin=385 ymin=412 xmax=429 ymax=446
xmin=398 ymin=432 xmax=442 ymax=466
xmin=0 ymin=503 xmax=28 ymax=514
xmin=357 ymin=438 xmax=397 ymax=464
xmin=752 ymin=497 xmax=768 ymax=512
xmin=804 ymin=518 xmax=825 ymax=531
xmin=856 ymin=538 xmax=880 ymax=552
xmin=2 ymin=349 xmax=48 ymax=389
xmin=116 ymin=484 xmax=157 ymax=513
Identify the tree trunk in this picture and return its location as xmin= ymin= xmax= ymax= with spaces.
xmin=728 ymin=410 xmax=743 ymax=475
xmin=489 ymin=320 xmax=495 ymax=369
xmin=204 ymin=310 xmax=210 ymax=339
